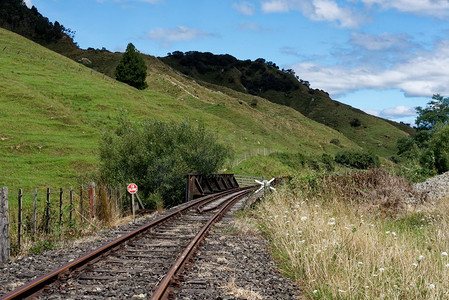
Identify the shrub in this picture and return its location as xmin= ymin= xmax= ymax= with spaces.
xmin=99 ymin=116 xmax=230 ymax=207
xmin=349 ymin=118 xmax=361 ymax=127
xmin=250 ymin=98 xmax=258 ymax=107
xmin=335 ymin=149 xmax=379 ymax=169
xmin=330 ymin=138 xmax=340 ymax=146
xmin=321 ymin=153 xmax=335 ymax=171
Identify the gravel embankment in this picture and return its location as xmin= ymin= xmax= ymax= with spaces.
xmin=413 ymin=171 xmax=449 ymax=202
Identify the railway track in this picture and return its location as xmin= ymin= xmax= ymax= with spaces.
xmin=0 ymin=187 xmax=255 ymax=299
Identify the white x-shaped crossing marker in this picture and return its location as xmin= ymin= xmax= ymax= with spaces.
xmin=255 ymin=177 xmax=276 ymax=194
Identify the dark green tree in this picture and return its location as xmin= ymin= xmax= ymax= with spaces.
xmin=415 ymin=94 xmax=449 ymax=131
xmin=429 ymin=124 xmax=449 ymax=173
xmin=396 ymin=94 xmax=449 ymax=179
xmin=99 ymin=116 xmax=230 ymax=207
xmin=115 ymin=43 xmax=148 ymax=90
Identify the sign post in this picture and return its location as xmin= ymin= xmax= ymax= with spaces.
xmin=127 ymin=183 xmax=138 ymax=220
xmin=255 ymin=177 xmax=276 ymax=195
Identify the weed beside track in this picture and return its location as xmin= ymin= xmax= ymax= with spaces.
xmin=257 ymin=170 xmax=449 ymax=299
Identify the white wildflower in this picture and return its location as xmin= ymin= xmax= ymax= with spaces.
xmin=428 ymin=284 xmax=435 ymax=290
xmin=445 ymin=263 xmax=449 ymax=268
xmin=392 ymin=232 xmax=397 ymax=236
xmin=379 ymin=267 xmax=385 ymax=272
xmin=386 ymin=231 xmax=390 ymax=234
xmin=442 ymin=252 xmax=448 ymax=257
xmin=301 ymin=216 xmax=308 ymax=221
xmin=328 ymin=221 xmax=335 ymax=226
xmin=338 ymin=289 xmax=346 ymax=293
xmin=358 ymin=261 xmax=363 ymax=265
xmin=412 ymin=262 xmax=418 ymax=267
xmin=312 ymin=290 xmax=318 ymax=294
xmin=418 ymin=255 xmax=425 ymax=261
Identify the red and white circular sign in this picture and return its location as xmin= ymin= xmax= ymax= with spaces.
xmin=127 ymin=183 xmax=138 ymax=194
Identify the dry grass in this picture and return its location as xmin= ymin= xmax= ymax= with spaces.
xmin=257 ymin=170 xmax=449 ymax=299
xmin=222 ymin=277 xmax=263 ymax=300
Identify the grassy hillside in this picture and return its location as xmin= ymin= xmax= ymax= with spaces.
xmin=161 ymin=51 xmax=411 ymax=157
xmin=0 ymin=28 xmax=357 ymax=191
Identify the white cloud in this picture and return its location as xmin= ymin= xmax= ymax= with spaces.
xmin=147 ymin=26 xmax=216 ymax=47
xmin=350 ymin=32 xmax=415 ymax=51
xmin=361 ymin=0 xmax=449 ymax=18
xmin=261 ymin=0 xmax=362 ymax=27
xmin=233 ymin=1 xmax=256 ymax=15
xmin=379 ymin=106 xmax=416 ymax=118
xmin=24 ymin=0 xmax=32 ymax=8
xmin=310 ymin=0 xmax=359 ymax=28
xmin=261 ymin=0 xmax=291 ymax=12
xmin=364 ymin=109 xmax=380 ymax=116
xmin=292 ymin=40 xmax=449 ymax=97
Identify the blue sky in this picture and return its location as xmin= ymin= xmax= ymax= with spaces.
xmin=26 ymin=0 xmax=449 ymax=125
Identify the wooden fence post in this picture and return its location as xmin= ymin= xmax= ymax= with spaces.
xmin=45 ymin=188 xmax=51 ymax=234
xmin=88 ymin=182 xmax=95 ymax=219
xmin=0 ymin=187 xmax=10 ymax=264
xmin=18 ymin=188 xmax=22 ymax=252
xmin=59 ymin=188 xmax=63 ymax=231
xmin=80 ymin=184 xmax=83 ymax=224
xmin=32 ymin=188 xmax=37 ymax=241
xmin=69 ymin=187 xmax=73 ymax=226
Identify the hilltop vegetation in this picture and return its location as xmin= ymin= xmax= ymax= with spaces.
xmin=161 ymin=51 xmax=411 ymax=157
xmin=0 ymin=2 xmax=411 ymax=160
xmin=0 ymin=0 xmax=73 ymax=44
xmin=0 ymin=28 xmax=357 ymax=191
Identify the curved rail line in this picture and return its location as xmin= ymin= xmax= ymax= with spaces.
xmin=0 ymin=187 xmax=254 ymax=300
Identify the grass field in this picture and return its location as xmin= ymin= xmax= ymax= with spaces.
xmin=0 ymin=28 xmax=357 ymax=194
xmin=257 ymin=170 xmax=449 ymax=299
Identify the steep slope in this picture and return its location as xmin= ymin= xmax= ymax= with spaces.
xmin=0 ymin=28 xmax=357 ymax=190
xmin=161 ymin=51 xmax=410 ymax=157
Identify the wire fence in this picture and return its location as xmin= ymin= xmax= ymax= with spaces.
xmin=0 ymin=183 xmax=130 ymax=260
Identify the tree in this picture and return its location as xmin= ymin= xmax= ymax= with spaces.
xmin=429 ymin=124 xmax=449 ymax=173
xmin=396 ymin=94 xmax=449 ymax=178
xmin=415 ymin=94 xmax=449 ymax=131
xmin=115 ymin=43 xmax=148 ymax=90
xmin=99 ymin=116 xmax=230 ymax=207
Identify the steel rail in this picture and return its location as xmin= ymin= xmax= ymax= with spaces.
xmin=0 ymin=188 xmax=246 ymax=300
xmin=196 ymin=185 xmax=256 ymax=213
xmin=150 ymin=188 xmax=254 ymax=299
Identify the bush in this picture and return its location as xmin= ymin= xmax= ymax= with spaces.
xmin=321 ymin=153 xmax=335 ymax=171
xmin=335 ymin=149 xmax=379 ymax=169
xmin=250 ymin=98 xmax=258 ymax=107
xmin=99 ymin=116 xmax=230 ymax=207
xmin=349 ymin=118 xmax=361 ymax=127
xmin=330 ymin=138 xmax=340 ymax=146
